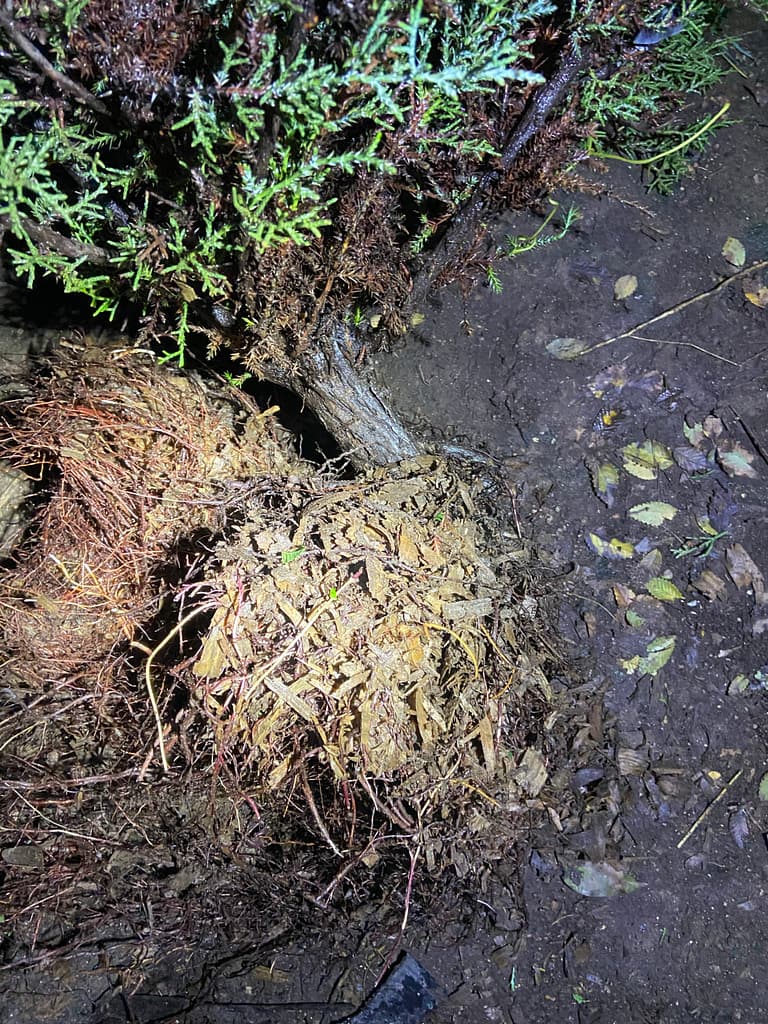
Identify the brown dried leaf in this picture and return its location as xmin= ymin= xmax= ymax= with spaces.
xmin=692 ymin=569 xmax=727 ymax=601
xmin=725 ymin=544 xmax=766 ymax=603
xmin=516 ymin=747 xmax=547 ymax=796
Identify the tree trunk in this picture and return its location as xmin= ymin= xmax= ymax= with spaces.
xmin=266 ymin=325 xmax=423 ymax=468
xmin=271 ymin=42 xmax=585 ymax=467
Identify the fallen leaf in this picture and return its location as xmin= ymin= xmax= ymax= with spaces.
xmin=673 ymin=445 xmax=709 ymax=473
xmin=586 ymin=533 xmax=634 ymax=560
xmin=622 ymin=440 xmax=673 ymax=480
xmin=696 ymin=516 xmax=721 ymax=537
xmin=692 ymin=569 xmax=727 ymax=601
xmin=585 ymin=457 xmax=620 ymax=508
xmin=729 ymin=807 xmax=749 ymax=849
xmin=640 ymin=635 xmax=676 ymax=675
xmin=683 ymin=421 xmax=706 ymax=448
xmin=620 ymin=654 xmax=641 ymax=673
xmin=563 ymin=860 xmax=642 ymax=897
xmin=702 ymin=415 xmax=724 ymax=439
xmin=727 ymin=673 xmax=750 ymax=695
xmin=587 ymin=364 xmax=628 ymax=397
xmin=628 ymin=501 xmax=678 ymax=526
xmin=744 ymin=283 xmax=768 ymax=308
xmin=716 ymin=442 xmax=757 ymax=478
xmin=725 ymin=544 xmax=766 ymax=603
xmin=626 ymin=609 xmax=646 ymax=628
xmin=637 ymin=548 xmax=663 ymax=576
xmin=721 ymin=236 xmax=746 ymax=267
xmin=546 ymin=336 xmax=589 ymax=359
xmin=516 ymin=747 xmax=548 ymax=797
xmin=613 ymin=583 xmax=636 ymax=608
xmin=758 ymin=772 xmax=768 ymax=802
xmin=614 ymin=274 xmax=638 ymax=300
xmin=646 ymin=577 xmax=684 ymax=602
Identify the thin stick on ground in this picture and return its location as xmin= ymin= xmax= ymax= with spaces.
xmin=580 ymin=260 xmax=768 ymax=357
xmin=677 ymin=768 xmax=743 ymax=849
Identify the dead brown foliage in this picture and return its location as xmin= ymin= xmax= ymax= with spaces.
xmin=0 ymin=338 xmax=295 ymax=688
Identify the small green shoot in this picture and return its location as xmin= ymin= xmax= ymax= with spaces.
xmin=672 ymin=522 xmax=728 ymax=558
xmin=505 ymin=199 xmax=579 ymax=258
xmin=223 ymin=371 xmax=253 ymax=388
xmin=281 ymin=546 xmax=306 ymax=565
xmin=486 ymin=265 xmax=503 ymax=294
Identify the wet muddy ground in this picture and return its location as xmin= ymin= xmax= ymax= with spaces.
xmin=2 ymin=9 xmax=768 ymax=1024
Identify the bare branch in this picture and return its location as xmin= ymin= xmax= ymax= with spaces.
xmin=0 ymin=10 xmax=111 ymax=118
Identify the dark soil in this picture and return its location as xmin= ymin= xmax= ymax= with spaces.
xmin=2 ymin=9 xmax=768 ymax=1024
xmin=372 ymin=10 xmax=768 ymax=1021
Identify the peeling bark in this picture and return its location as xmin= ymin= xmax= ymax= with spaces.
xmin=265 ymin=326 xmax=423 ymax=468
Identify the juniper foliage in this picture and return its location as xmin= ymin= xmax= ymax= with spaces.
xmin=0 ymin=0 xmax=558 ymax=365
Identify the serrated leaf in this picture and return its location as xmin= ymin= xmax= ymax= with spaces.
xmin=759 ymin=772 xmax=768 ymax=802
xmin=721 ymin=236 xmax=746 ymax=267
xmin=622 ymin=440 xmax=673 ymax=480
xmin=626 ymin=609 xmax=646 ymax=628
xmin=614 ymin=274 xmax=638 ymax=300
xmin=717 ymin=443 xmax=757 ymax=479
xmin=646 ymin=577 xmax=684 ymax=602
xmin=586 ymin=533 xmax=634 ymax=560
xmin=639 ymin=635 xmax=676 ymax=675
xmin=628 ymin=501 xmax=678 ymax=526
xmin=546 ymin=336 xmax=589 ymax=360
xmin=586 ymin=458 xmax=620 ymax=508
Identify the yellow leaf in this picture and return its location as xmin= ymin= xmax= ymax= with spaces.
xmin=586 ymin=533 xmax=634 ymax=560
xmin=614 ymin=274 xmax=638 ymax=300
xmin=629 ymin=501 xmax=678 ymax=526
xmin=646 ymin=577 xmax=684 ymax=602
xmin=744 ymin=285 xmax=768 ymax=308
xmin=622 ymin=440 xmax=673 ymax=480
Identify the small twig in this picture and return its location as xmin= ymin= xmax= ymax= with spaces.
xmin=580 ymin=260 xmax=768 ymax=357
xmin=0 ymin=10 xmax=110 ymax=117
xmin=677 ymin=768 xmax=743 ymax=849
xmin=375 ymin=844 xmax=421 ymax=987
xmin=0 ymin=214 xmax=111 ymax=263
xmin=132 ymin=603 xmax=215 ymax=773
xmin=300 ymin=766 xmax=343 ymax=858
xmin=629 ymin=334 xmax=738 ymax=366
